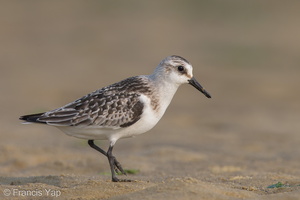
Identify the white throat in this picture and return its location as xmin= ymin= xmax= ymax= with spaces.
xmin=148 ymin=74 xmax=180 ymax=117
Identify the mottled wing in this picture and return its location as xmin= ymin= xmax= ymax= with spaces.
xmin=37 ymin=77 xmax=148 ymax=128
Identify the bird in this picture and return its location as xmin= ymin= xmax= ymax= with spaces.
xmin=20 ymin=55 xmax=211 ymax=182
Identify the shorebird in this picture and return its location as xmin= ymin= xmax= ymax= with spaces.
xmin=20 ymin=55 xmax=211 ymax=182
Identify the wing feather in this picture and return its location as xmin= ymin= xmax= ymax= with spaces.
xmin=34 ymin=76 xmax=151 ymax=128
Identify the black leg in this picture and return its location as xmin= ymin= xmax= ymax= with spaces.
xmin=88 ymin=140 xmax=107 ymax=156
xmin=107 ymin=145 xmax=131 ymax=182
xmin=88 ymin=140 xmax=129 ymax=182
xmin=107 ymin=145 xmax=119 ymax=182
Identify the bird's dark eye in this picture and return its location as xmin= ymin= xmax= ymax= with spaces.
xmin=177 ymin=66 xmax=184 ymax=72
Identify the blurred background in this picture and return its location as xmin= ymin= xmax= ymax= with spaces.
xmin=0 ymin=0 xmax=299 ymax=190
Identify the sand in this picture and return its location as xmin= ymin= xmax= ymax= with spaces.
xmin=0 ymin=1 xmax=300 ymax=199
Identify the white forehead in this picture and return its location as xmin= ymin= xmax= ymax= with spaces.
xmin=153 ymin=55 xmax=194 ymax=78
xmin=164 ymin=55 xmax=190 ymax=65
xmin=150 ymin=56 xmax=193 ymax=83
xmin=165 ymin=55 xmax=191 ymax=67
xmin=166 ymin=56 xmax=193 ymax=74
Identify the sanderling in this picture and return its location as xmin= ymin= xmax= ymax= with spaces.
xmin=20 ymin=55 xmax=211 ymax=182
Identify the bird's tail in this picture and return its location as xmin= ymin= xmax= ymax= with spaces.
xmin=19 ymin=113 xmax=46 ymax=124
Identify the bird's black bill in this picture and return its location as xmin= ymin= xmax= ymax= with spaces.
xmin=188 ymin=77 xmax=211 ymax=98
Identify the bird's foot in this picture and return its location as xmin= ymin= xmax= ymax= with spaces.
xmin=112 ymin=156 xmax=127 ymax=175
xmin=112 ymin=176 xmax=132 ymax=182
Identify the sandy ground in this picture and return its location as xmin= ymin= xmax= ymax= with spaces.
xmin=0 ymin=1 xmax=300 ymax=199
